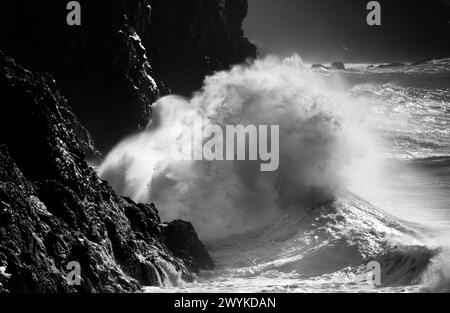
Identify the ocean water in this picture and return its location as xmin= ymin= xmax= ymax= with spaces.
xmin=99 ymin=56 xmax=450 ymax=293
xmin=186 ymin=59 xmax=450 ymax=293
xmin=346 ymin=60 xmax=450 ymax=228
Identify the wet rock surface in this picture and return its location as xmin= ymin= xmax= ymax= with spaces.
xmin=0 ymin=0 xmax=257 ymax=293
xmin=0 ymin=53 xmax=212 ymax=292
xmin=163 ymin=220 xmax=215 ymax=273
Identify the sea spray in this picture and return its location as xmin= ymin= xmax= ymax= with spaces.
xmin=99 ymin=55 xmax=379 ymax=240
xmin=419 ymin=232 xmax=450 ymax=292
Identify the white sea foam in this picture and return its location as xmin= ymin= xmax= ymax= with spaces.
xmin=98 ymin=55 xmax=380 ymax=240
xmin=100 ymin=55 xmax=450 ymax=292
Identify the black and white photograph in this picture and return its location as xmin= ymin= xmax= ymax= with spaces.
xmin=0 ymin=0 xmax=449 ymax=307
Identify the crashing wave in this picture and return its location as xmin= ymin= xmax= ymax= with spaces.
xmin=98 ymin=54 xmax=450 ymax=292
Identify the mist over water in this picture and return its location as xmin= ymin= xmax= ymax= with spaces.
xmin=98 ymin=55 xmax=380 ymax=240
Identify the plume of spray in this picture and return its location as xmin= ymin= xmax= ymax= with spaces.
xmin=98 ymin=55 xmax=380 ymax=240
xmin=419 ymin=232 xmax=450 ymax=292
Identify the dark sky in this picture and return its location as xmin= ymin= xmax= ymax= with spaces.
xmin=244 ymin=0 xmax=450 ymax=63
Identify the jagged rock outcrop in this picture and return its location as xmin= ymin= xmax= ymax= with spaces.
xmin=330 ymin=61 xmax=345 ymax=70
xmin=0 ymin=52 xmax=213 ymax=293
xmin=0 ymin=0 xmax=257 ymax=152
xmin=163 ymin=221 xmax=214 ymax=273
xmin=311 ymin=62 xmax=346 ymax=71
xmin=0 ymin=0 xmax=254 ymax=293
xmin=146 ymin=0 xmax=257 ymax=95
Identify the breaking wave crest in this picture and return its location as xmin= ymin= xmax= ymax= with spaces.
xmin=98 ymin=55 xmax=380 ymax=240
xmin=97 ymin=54 xmax=450 ymax=292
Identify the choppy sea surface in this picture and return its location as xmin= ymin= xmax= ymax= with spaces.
xmin=138 ymin=58 xmax=450 ymax=293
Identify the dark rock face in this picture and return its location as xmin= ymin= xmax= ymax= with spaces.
xmin=0 ymin=0 xmax=255 ymax=293
xmin=329 ymin=61 xmax=345 ymax=70
xmin=0 ymin=0 xmax=159 ymax=153
xmin=0 ymin=0 xmax=256 ymax=152
xmin=163 ymin=221 xmax=214 ymax=273
xmin=0 ymin=53 xmax=212 ymax=293
xmin=147 ymin=0 xmax=257 ymax=96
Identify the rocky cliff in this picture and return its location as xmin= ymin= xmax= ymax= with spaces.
xmin=0 ymin=52 xmax=214 ymax=292
xmin=0 ymin=0 xmax=256 ymax=293
xmin=0 ymin=0 xmax=257 ymax=152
